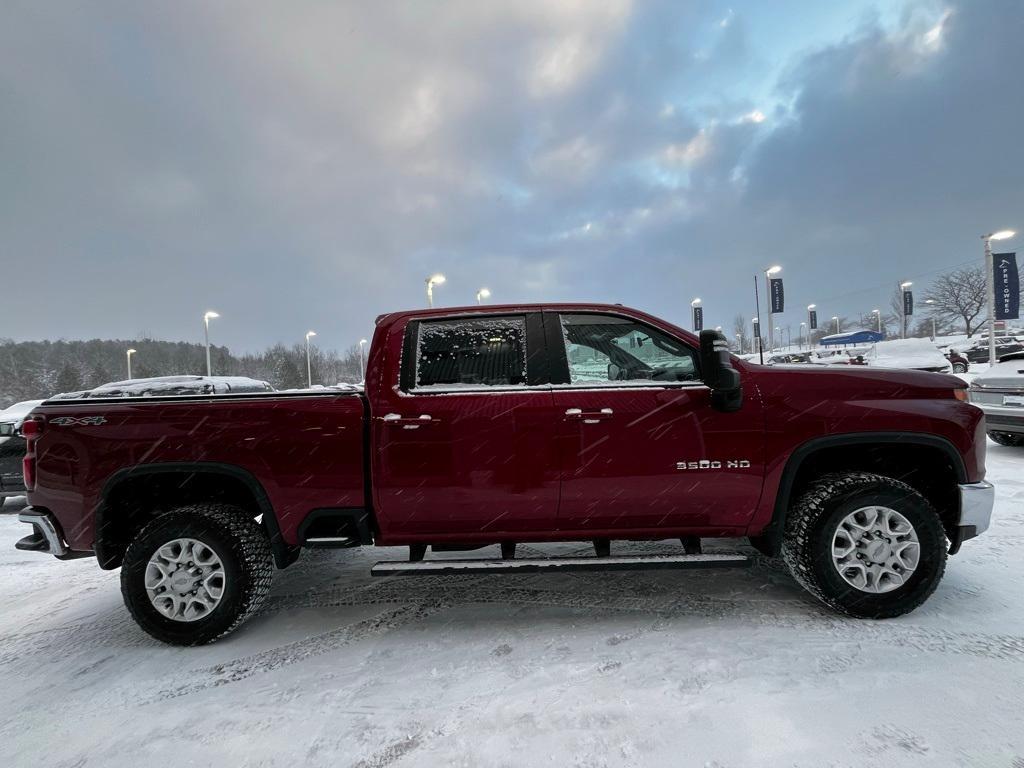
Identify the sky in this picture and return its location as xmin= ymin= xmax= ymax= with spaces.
xmin=2 ymin=0 xmax=1022 ymax=352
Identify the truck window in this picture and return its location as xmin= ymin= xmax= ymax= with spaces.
xmin=415 ymin=316 xmax=528 ymax=388
xmin=559 ymin=313 xmax=698 ymax=385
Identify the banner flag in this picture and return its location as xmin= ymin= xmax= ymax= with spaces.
xmin=770 ymin=278 xmax=785 ymax=313
xmin=693 ymin=306 xmax=704 ymax=331
xmin=809 ymin=310 xmax=817 ymax=330
xmin=995 ymin=253 xmax=1020 ymax=320
xmin=903 ymin=290 xmax=914 ymax=317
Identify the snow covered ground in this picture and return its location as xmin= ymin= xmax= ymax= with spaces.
xmin=2 ymin=445 xmax=1024 ymax=767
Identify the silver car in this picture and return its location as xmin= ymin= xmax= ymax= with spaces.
xmin=968 ymin=352 xmax=1024 ymax=446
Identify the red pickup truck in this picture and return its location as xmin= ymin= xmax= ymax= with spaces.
xmin=16 ymin=303 xmax=994 ymax=645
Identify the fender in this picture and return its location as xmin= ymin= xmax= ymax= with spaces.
xmin=758 ymin=432 xmax=968 ymax=554
xmin=95 ymin=461 xmax=298 ymax=569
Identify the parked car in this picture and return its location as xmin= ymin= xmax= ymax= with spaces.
xmin=968 ymin=351 xmax=1024 ymax=445
xmin=17 ymin=303 xmax=992 ymax=645
xmin=963 ymin=338 xmax=1024 ymax=363
xmin=863 ymin=338 xmax=952 ymax=373
xmin=766 ymin=352 xmax=822 ymax=365
xmin=945 ymin=350 xmax=969 ymax=374
xmin=0 ymin=400 xmax=45 ymax=502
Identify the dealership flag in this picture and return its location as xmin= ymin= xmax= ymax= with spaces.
xmin=903 ymin=290 xmax=914 ymax=317
xmin=995 ymin=253 xmax=1020 ymax=320
xmin=693 ymin=306 xmax=704 ymax=331
xmin=770 ymin=278 xmax=785 ymax=313
xmin=809 ymin=310 xmax=818 ymax=330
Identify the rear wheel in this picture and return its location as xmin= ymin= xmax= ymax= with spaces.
xmin=782 ymin=472 xmax=946 ymax=618
xmin=952 ymin=362 xmax=968 ymax=374
xmin=121 ymin=504 xmax=273 ymax=645
xmin=988 ymin=431 xmax=1024 ymax=447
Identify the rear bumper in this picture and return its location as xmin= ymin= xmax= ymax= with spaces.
xmin=954 ymin=481 xmax=994 ymax=551
xmin=16 ymin=507 xmax=69 ymax=556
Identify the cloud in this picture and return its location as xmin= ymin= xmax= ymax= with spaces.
xmin=0 ymin=0 xmax=1021 ymax=352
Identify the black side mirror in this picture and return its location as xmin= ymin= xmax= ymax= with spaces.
xmin=607 ymin=362 xmax=622 ymax=381
xmin=699 ymin=329 xmax=742 ymax=412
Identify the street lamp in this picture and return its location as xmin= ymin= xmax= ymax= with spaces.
xmin=984 ymin=229 xmax=1017 ymax=364
xmin=924 ymin=299 xmax=938 ymax=340
xmin=872 ymin=308 xmax=881 ymax=334
xmin=476 ymin=287 xmax=491 ymax=305
xmin=126 ymin=348 xmax=136 ymax=379
xmin=358 ymin=338 xmax=368 ymax=378
xmin=203 ymin=311 xmax=219 ymax=377
xmin=426 ymin=273 xmax=446 ymax=308
xmin=899 ymin=281 xmax=913 ymax=339
xmin=832 ymin=316 xmax=840 ymax=334
xmin=305 ymin=331 xmax=317 ymax=388
xmin=765 ymin=265 xmax=782 ymax=351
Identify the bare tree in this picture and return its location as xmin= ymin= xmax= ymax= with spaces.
xmin=923 ymin=266 xmax=987 ymax=337
xmin=731 ymin=314 xmax=747 ymax=352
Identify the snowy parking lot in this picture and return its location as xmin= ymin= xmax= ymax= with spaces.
xmin=1 ymin=443 xmax=1022 ymax=768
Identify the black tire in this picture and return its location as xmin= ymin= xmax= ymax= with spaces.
xmin=121 ymin=504 xmax=273 ymax=645
xmin=988 ymin=431 xmax=1024 ymax=447
xmin=782 ymin=472 xmax=946 ymax=619
xmin=952 ymin=362 xmax=968 ymax=374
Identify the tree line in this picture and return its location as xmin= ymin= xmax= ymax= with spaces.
xmin=0 ymin=337 xmax=365 ymax=408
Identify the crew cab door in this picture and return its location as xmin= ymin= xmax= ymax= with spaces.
xmin=547 ymin=311 xmax=765 ymax=534
xmin=369 ymin=312 xmax=559 ymax=540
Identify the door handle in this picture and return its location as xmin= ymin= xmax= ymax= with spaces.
xmin=564 ymin=407 xmax=614 ymax=423
xmin=379 ymin=413 xmax=438 ymax=429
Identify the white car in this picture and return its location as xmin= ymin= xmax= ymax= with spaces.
xmin=1 ymin=399 xmax=45 ymax=500
xmin=968 ymin=352 xmax=1024 ymax=446
xmin=862 ymin=338 xmax=951 ymax=374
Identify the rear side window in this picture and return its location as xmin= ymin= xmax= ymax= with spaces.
xmin=415 ymin=316 xmax=528 ymax=388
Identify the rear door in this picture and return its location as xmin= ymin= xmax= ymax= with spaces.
xmin=547 ymin=311 xmax=765 ymax=534
xmin=369 ymin=313 xmax=559 ymax=540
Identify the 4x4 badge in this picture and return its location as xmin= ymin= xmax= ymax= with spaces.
xmin=50 ymin=416 xmax=108 ymax=426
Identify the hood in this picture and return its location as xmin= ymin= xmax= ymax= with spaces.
xmin=972 ymin=358 xmax=1024 ymax=390
xmin=748 ymin=361 xmax=965 ymax=396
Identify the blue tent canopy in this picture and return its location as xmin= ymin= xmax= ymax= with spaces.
xmin=819 ymin=329 xmax=885 ymax=346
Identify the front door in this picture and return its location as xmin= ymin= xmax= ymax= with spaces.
xmin=370 ymin=312 xmax=559 ymax=540
xmin=548 ymin=311 xmax=765 ymax=535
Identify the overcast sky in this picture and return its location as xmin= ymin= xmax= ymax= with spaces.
xmin=2 ymin=0 xmax=1022 ymax=351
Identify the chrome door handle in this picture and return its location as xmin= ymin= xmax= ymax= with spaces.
xmin=380 ymin=413 xmax=438 ymax=429
xmin=564 ymin=407 xmax=613 ymax=423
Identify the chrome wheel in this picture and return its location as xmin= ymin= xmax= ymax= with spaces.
xmin=144 ymin=538 xmax=226 ymax=622
xmin=831 ymin=506 xmax=920 ymax=594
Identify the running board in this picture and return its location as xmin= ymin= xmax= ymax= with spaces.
xmin=371 ymin=552 xmax=750 ymax=577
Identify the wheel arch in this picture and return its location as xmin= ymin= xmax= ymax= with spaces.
xmin=758 ymin=432 xmax=967 ymax=555
xmin=96 ymin=462 xmax=297 ymax=570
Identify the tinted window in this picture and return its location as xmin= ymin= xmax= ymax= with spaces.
xmin=416 ymin=316 xmax=528 ymax=388
xmin=559 ymin=314 xmax=698 ymax=385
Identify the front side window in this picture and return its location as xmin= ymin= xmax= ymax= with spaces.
xmin=560 ymin=313 xmax=699 ymax=385
xmin=415 ymin=316 xmax=528 ymax=388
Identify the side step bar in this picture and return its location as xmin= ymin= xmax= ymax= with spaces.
xmin=371 ymin=552 xmax=750 ymax=577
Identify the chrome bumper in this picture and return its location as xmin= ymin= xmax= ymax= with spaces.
xmin=957 ymin=481 xmax=994 ymax=540
xmin=16 ymin=508 xmax=68 ymax=556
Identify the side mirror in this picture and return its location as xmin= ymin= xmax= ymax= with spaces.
xmin=699 ymin=329 xmax=742 ymax=412
xmin=607 ymin=362 xmax=622 ymax=381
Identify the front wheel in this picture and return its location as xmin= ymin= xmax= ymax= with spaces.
xmin=782 ymin=472 xmax=946 ymax=619
xmin=121 ymin=504 xmax=273 ymax=645
xmin=952 ymin=362 xmax=968 ymax=374
xmin=988 ymin=431 xmax=1024 ymax=447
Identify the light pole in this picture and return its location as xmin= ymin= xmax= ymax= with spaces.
xmin=126 ymin=348 xmax=136 ymax=379
xmin=832 ymin=316 xmax=840 ymax=334
xmin=899 ymin=281 xmax=913 ymax=338
xmin=799 ymin=322 xmax=806 ymax=350
xmin=924 ymin=299 xmax=937 ymax=340
xmin=765 ymin=265 xmax=781 ymax=350
xmin=426 ymin=273 xmax=446 ymax=308
xmin=305 ymin=331 xmax=317 ymax=387
xmin=476 ymin=287 xmax=491 ymax=305
xmin=752 ymin=317 xmax=761 ymax=357
xmin=774 ymin=327 xmax=781 ymax=351
xmin=691 ymin=297 xmax=702 ymax=331
xmin=203 ymin=311 xmax=219 ymax=377
xmin=872 ymin=308 xmax=881 ymax=334
xmin=736 ymin=333 xmax=743 ymax=354
xmin=984 ymin=229 xmax=1016 ymax=364
xmin=358 ymin=338 xmax=368 ymax=378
